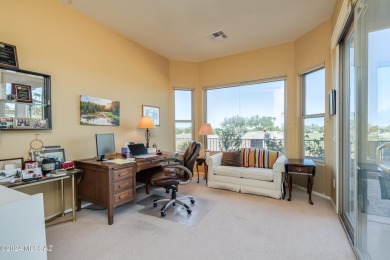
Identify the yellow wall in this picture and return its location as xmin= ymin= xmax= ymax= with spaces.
xmin=0 ymin=0 xmax=171 ymax=217
xmin=294 ymin=19 xmax=333 ymax=197
xmin=1 ymin=0 xmax=344 ymax=212
xmin=0 ymin=0 xmax=172 ymax=162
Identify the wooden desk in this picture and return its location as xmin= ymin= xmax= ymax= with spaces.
xmin=285 ymin=159 xmax=316 ymax=205
xmin=75 ymin=156 xmax=166 ymax=225
xmin=3 ymin=168 xmax=81 ymax=226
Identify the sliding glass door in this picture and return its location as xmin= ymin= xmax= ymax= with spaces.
xmin=341 ymin=27 xmax=356 ymax=240
xmin=354 ymin=0 xmax=390 ymax=258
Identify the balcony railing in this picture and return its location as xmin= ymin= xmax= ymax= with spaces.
xmin=176 ymin=137 xmax=285 ymax=152
xmin=176 ymin=137 xmax=390 ymax=162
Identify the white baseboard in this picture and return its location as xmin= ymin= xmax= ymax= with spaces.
xmin=292 ymin=184 xmax=331 ymax=200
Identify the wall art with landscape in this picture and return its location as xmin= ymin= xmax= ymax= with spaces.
xmin=80 ymin=95 xmax=120 ymax=126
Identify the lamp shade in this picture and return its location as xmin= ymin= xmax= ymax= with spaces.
xmin=137 ymin=116 xmax=156 ymax=129
xmin=198 ymin=123 xmax=214 ymax=135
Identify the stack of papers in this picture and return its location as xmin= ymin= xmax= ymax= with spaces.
xmin=108 ymin=158 xmax=135 ymax=164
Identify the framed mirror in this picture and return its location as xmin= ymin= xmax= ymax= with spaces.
xmin=0 ymin=66 xmax=51 ymax=130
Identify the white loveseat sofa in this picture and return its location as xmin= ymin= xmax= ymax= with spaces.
xmin=206 ymin=150 xmax=287 ymax=199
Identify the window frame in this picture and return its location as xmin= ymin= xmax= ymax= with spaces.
xmin=174 ymin=89 xmax=194 ymax=152
xmin=203 ymin=77 xmax=287 ymax=153
xmin=301 ymin=66 xmax=326 ymax=161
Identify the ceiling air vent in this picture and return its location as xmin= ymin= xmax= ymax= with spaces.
xmin=208 ymin=30 xmax=228 ymax=42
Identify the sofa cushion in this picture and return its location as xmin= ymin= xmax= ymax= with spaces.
xmin=213 ymin=166 xmax=242 ymax=178
xmin=254 ymin=149 xmax=280 ymax=169
xmin=240 ymin=167 xmax=274 ymax=181
xmin=221 ymin=151 xmax=242 ymax=167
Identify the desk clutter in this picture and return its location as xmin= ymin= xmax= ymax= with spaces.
xmin=0 ymin=139 xmax=75 ymax=184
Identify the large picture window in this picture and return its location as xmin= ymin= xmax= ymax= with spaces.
xmin=301 ymin=67 xmax=325 ymax=160
xmin=205 ymin=79 xmax=285 ymax=152
xmin=174 ymin=89 xmax=194 ymax=152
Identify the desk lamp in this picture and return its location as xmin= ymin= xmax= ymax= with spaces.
xmin=137 ymin=116 xmax=156 ymax=148
xmin=198 ymin=123 xmax=214 ymax=156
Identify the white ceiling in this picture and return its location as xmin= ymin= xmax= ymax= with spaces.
xmin=58 ymin=0 xmax=336 ymax=62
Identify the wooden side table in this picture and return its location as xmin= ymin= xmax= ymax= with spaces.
xmin=285 ymin=159 xmax=316 ymax=205
xmin=196 ymin=157 xmax=208 ymax=184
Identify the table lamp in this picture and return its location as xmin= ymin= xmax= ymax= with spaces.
xmin=137 ymin=116 xmax=156 ymax=148
xmin=198 ymin=123 xmax=214 ymax=156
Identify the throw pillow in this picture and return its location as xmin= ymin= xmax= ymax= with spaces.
xmin=254 ymin=149 xmax=280 ymax=169
xmin=221 ymin=151 xmax=242 ymax=167
xmin=241 ymin=148 xmax=256 ymax=168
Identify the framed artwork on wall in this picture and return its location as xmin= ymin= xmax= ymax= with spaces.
xmin=80 ymin=95 xmax=120 ymax=126
xmin=142 ymin=105 xmax=160 ymax=126
xmin=0 ymin=42 xmax=19 ymax=69
xmin=329 ymin=89 xmax=336 ymax=116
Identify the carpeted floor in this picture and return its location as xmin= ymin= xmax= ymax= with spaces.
xmin=137 ymin=193 xmax=216 ymax=226
xmin=46 ymin=177 xmax=356 ymax=260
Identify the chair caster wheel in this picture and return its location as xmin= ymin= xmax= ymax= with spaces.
xmin=187 ymin=209 xmax=192 ymax=215
xmin=153 ymin=202 xmax=157 ymax=208
xmin=161 ymin=212 xmax=166 ymax=217
xmin=190 ymin=199 xmax=195 ymax=205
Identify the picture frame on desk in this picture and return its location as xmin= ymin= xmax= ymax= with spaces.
xmin=31 ymin=148 xmax=66 ymax=166
xmin=25 ymin=161 xmax=39 ymax=169
xmin=0 ymin=157 xmax=23 ymax=184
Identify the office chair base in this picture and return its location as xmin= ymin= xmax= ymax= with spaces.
xmin=153 ymin=196 xmax=195 ymax=217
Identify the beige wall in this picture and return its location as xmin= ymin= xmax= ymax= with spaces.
xmin=294 ymin=20 xmax=333 ymax=197
xmin=0 ymin=0 xmax=171 ymax=216
xmin=170 ymin=20 xmax=334 ymax=198
xmin=0 ymin=0 xmax=172 ymax=162
xmin=1 ymin=0 xmax=344 ymax=214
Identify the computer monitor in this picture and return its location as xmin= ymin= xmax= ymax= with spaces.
xmin=95 ymin=133 xmax=115 ymax=161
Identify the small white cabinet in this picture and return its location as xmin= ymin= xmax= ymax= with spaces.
xmin=0 ymin=186 xmax=47 ymax=260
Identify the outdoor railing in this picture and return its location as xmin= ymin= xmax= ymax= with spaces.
xmin=175 ymin=137 xmax=390 ymax=161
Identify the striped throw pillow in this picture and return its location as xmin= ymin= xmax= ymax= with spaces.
xmin=254 ymin=149 xmax=280 ymax=169
xmin=241 ymin=148 xmax=256 ymax=168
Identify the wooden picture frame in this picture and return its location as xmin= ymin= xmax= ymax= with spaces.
xmin=0 ymin=157 xmax=23 ymax=183
xmin=12 ymin=83 xmax=32 ymax=103
xmin=142 ymin=105 xmax=160 ymax=126
xmin=0 ymin=42 xmax=19 ymax=69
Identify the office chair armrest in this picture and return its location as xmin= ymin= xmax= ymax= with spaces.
xmin=162 ymin=164 xmax=193 ymax=184
xmin=159 ymin=157 xmax=181 ymax=166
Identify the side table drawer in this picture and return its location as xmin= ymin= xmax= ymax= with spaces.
xmin=288 ymin=166 xmax=313 ymax=174
xmin=113 ymin=178 xmax=133 ymax=193
xmin=113 ymin=167 xmax=133 ymax=181
xmin=114 ymin=189 xmax=134 ymax=205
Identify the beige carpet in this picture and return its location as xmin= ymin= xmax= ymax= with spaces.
xmin=46 ymin=178 xmax=355 ymax=260
xmin=137 ymin=193 xmax=216 ymax=226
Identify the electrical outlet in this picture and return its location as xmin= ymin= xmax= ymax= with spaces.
xmin=333 ymin=179 xmax=336 ymax=189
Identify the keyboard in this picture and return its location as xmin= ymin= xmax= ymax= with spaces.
xmin=132 ymin=154 xmax=158 ymax=159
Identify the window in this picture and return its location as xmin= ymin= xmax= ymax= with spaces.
xmin=205 ymin=79 xmax=285 ymax=152
xmin=174 ymin=89 xmax=194 ymax=152
xmin=302 ymin=67 xmax=325 ymax=160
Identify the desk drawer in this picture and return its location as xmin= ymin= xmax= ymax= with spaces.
xmin=113 ymin=178 xmax=133 ymax=193
xmin=113 ymin=168 xmax=133 ymax=181
xmin=288 ymin=166 xmax=313 ymax=174
xmin=114 ymin=189 xmax=134 ymax=205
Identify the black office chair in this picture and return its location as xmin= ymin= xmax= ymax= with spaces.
xmin=150 ymin=141 xmax=201 ymax=217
